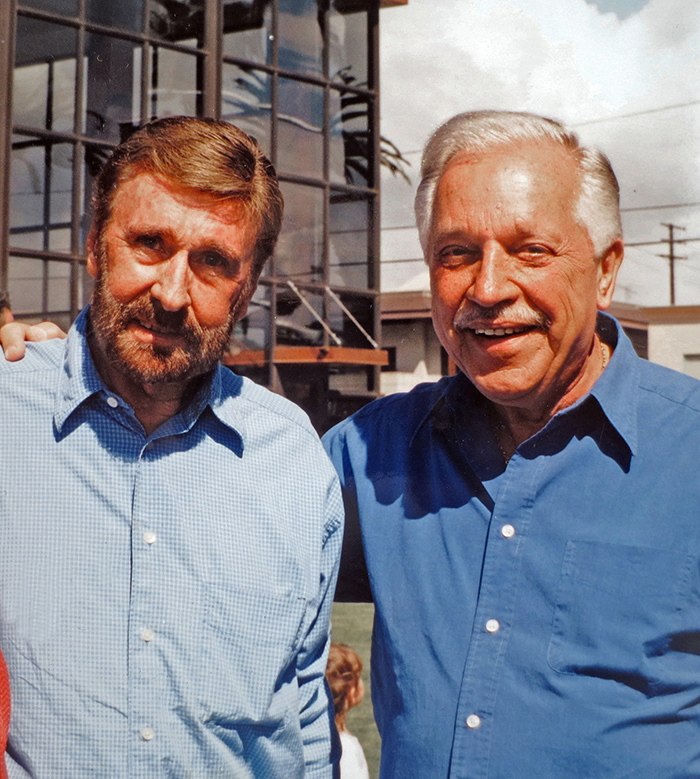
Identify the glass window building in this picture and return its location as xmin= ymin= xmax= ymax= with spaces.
xmin=0 ymin=0 xmax=405 ymax=431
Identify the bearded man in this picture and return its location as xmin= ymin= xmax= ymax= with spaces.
xmin=0 ymin=117 xmax=342 ymax=778
xmin=324 ymin=111 xmax=700 ymax=778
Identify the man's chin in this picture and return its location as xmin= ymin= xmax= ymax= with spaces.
xmin=109 ymin=343 xmax=217 ymax=386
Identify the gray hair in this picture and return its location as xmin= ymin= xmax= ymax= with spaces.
xmin=414 ymin=110 xmax=622 ymax=259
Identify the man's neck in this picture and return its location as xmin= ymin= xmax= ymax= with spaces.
xmin=489 ymin=335 xmax=611 ymax=461
xmin=87 ymin=334 xmax=201 ymax=437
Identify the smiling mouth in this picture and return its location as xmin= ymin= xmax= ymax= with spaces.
xmin=466 ymin=324 xmax=540 ymax=337
xmin=133 ymin=319 xmax=181 ymax=338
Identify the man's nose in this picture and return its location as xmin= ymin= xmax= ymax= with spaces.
xmin=151 ymin=250 xmax=192 ymax=312
xmin=467 ymin=244 xmax=516 ymax=308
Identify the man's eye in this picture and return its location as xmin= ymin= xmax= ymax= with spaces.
xmin=201 ymin=252 xmax=227 ymax=268
xmin=136 ymin=235 xmax=161 ymax=250
xmin=436 ymin=246 xmax=478 ymax=267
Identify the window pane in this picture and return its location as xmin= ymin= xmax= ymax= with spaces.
xmin=329 ymin=87 xmax=370 ymax=187
xmin=85 ymin=34 xmax=142 ymax=142
xmin=277 ymin=78 xmax=323 ymax=180
xmin=329 ymin=2 xmax=368 ymax=87
xmin=329 ymin=192 xmax=370 ymax=289
xmin=8 ymin=257 xmax=43 ymax=315
xmin=221 ymin=65 xmax=271 ymax=157
xmin=150 ymin=0 xmax=204 ymax=45
xmin=275 ymin=287 xmax=325 ymax=347
xmin=278 ymin=0 xmax=323 ymax=77
xmin=20 ymin=0 xmax=77 ymax=16
xmin=149 ymin=47 xmax=200 ymax=118
xmin=277 ymin=182 xmax=324 ymax=284
xmin=231 ymin=283 xmax=270 ymax=352
xmin=10 ymin=139 xmax=73 ymax=253
xmin=48 ymin=260 xmax=72 ymax=312
xmin=223 ymin=0 xmax=272 ymax=63
xmin=329 ymin=292 xmax=374 ymax=348
xmin=14 ymin=17 xmax=77 ymax=132
xmin=87 ymin=0 xmax=144 ymax=33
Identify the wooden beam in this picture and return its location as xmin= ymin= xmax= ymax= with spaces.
xmin=223 ymin=345 xmax=390 ymax=367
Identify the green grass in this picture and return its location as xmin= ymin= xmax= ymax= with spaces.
xmin=330 ymin=602 xmax=381 ymax=778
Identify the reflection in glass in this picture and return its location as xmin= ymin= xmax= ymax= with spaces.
xmin=329 ymin=292 xmax=373 ymax=348
xmin=149 ymin=47 xmax=200 ymax=119
xmin=276 ymin=182 xmax=324 ymax=283
xmin=223 ymin=0 xmax=272 ymax=63
xmin=329 ymin=192 xmax=369 ymax=289
xmin=8 ymin=257 xmax=43 ymax=315
xmin=20 ymin=0 xmax=77 ymax=16
xmin=221 ymin=65 xmax=271 ymax=157
xmin=85 ymin=34 xmax=141 ymax=142
xmin=14 ymin=17 xmax=77 ymax=132
xmin=329 ymin=87 xmax=370 ymax=186
xmin=87 ymin=0 xmax=143 ymax=33
xmin=277 ymin=78 xmax=323 ymax=179
xmin=231 ymin=282 xmax=270 ymax=352
xmin=48 ymin=260 xmax=72 ymax=312
xmin=10 ymin=140 xmax=73 ymax=252
xmin=275 ymin=287 xmax=325 ymax=347
xmin=278 ymin=0 xmax=322 ymax=76
xmin=329 ymin=1 xmax=368 ymax=86
xmin=150 ymin=0 xmax=204 ymax=44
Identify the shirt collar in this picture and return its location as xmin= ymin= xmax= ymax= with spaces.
xmin=411 ymin=312 xmax=640 ymax=458
xmin=54 ymin=307 xmax=245 ymax=446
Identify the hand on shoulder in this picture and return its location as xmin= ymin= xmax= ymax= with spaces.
xmin=0 ymin=321 xmax=67 ymax=361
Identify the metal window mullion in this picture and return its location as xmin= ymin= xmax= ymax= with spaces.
xmin=368 ymin=1 xmax=381 ymax=393
xmin=70 ymin=0 xmax=87 ymax=319
xmin=321 ymin=0 xmax=332 ymax=350
xmin=202 ymin=0 xmax=222 ymax=119
xmin=0 ymin=0 xmax=18 ymax=291
xmin=266 ymin=0 xmax=280 ymax=388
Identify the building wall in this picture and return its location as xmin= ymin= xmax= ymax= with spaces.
xmin=647 ymin=323 xmax=700 ymax=376
xmin=380 ymin=317 xmax=444 ymax=395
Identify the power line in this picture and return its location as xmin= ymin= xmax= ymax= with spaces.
xmin=573 ymin=99 xmax=700 ymax=128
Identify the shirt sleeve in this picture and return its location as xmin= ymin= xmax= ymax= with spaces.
xmin=323 ymin=424 xmax=373 ymax=603
xmin=295 ymin=470 xmax=344 ymax=778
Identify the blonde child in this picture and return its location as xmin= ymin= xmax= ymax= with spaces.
xmin=326 ymin=643 xmax=370 ymax=779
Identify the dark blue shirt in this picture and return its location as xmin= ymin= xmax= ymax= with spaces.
xmin=324 ymin=315 xmax=700 ymax=779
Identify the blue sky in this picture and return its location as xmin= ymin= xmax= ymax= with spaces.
xmin=379 ymin=0 xmax=700 ymax=306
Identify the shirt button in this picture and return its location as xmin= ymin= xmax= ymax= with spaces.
xmin=466 ymin=714 xmax=481 ymax=729
xmin=143 ymin=531 xmax=156 ymax=545
xmin=141 ymin=727 xmax=155 ymax=741
xmin=106 ymin=396 xmax=118 ymax=408
xmin=485 ymin=619 xmax=500 ymax=633
xmin=141 ymin=629 xmax=154 ymax=643
xmin=501 ymin=524 xmax=516 ymax=538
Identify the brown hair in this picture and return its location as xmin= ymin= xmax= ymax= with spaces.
xmin=326 ymin=643 xmax=363 ymax=730
xmin=91 ymin=116 xmax=284 ymax=281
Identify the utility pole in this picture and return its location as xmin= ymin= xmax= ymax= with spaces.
xmin=659 ymin=223 xmax=686 ymax=305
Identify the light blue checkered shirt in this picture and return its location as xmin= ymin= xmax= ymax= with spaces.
xmin=0 ymin=308 xmax=343 ymax=778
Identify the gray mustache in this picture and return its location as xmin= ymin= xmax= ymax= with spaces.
xmin=454 ymin=304 xmax=548 ymax=331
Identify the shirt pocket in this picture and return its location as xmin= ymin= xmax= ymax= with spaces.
xmin=547 ymin=540 xmax=694 ymax=690
xmin=200 ymin=586 xmax=307 ymax=724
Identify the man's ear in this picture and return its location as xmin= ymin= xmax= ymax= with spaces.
xmin=596 ymin=239 xmax=624 ymax=310
xmin=86 ymin=229 xmax=99 ymax=279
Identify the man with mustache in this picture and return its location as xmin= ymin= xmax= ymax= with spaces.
xmin=0 ymin=117 xmax=343 ymax=777
xmin=324 ymin=111 xmax=700 ymax=777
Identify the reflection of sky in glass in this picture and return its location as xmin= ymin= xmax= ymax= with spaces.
xmin=278 ymin=0 xmax=323 ymax=76
xmin=221 ymin=66 xmax=271 ymax=157
xmin=277 ymin=79 xmax=324 ymax=179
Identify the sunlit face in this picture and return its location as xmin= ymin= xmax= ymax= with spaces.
xmin=429 ymin=142 xmax=622 ymax=414
xmin=88 ymin=171 xmax=259 ymax=386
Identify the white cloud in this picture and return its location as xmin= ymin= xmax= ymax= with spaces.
xmin=379 ymin=0 xmax=700 ymax=305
